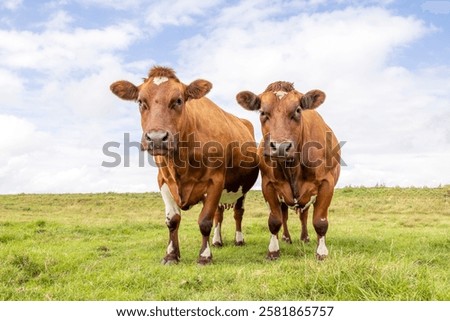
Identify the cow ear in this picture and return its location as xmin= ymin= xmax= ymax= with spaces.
xmin=300 ymin=90 xmax=326 ymax=110
xmin=186 ymin=79 xmax=212 ymax=100
xmin=110 ymin=80 xmax=139 ymax=101
xmin=236 ymin=91 xmax=261 ymax=111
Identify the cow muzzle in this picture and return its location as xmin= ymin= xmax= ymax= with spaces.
xmin=143 ymin=130 xmax=174 ymax=156
xmin=264 ymin=139 xmax=296 ymax=160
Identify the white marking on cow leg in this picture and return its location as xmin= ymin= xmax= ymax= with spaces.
xmin=316 ymin=236 xmax=328 ymax=258
xmin=166 ymin=241 xmax=175 ymax=254
xmin=200 ymin=242 xmax=211 ymax=258
xmin=160 ymin=183 xmax=180 ymax=225
xmin=153 ymin=76 xmax=169 ymax=85
xmin=212 ymin=223 xmax=222 ymax=245
xmin=268 ymin=234 xmax=279 ymax=253
xmin=235 ymin=231 xmax=244 ymax=244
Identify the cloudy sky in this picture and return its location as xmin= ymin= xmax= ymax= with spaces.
xmin=0 ymin=0 xmax=449 ymax=194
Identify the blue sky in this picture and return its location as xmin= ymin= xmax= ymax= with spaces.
xmin=0 ymin=0 xmax=449 ymax=193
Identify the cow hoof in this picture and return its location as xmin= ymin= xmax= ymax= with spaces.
xmin=316 ymin=253 xmax=327 ymax=261
xmin=212 ymin=241 xmax=223 ymax=247
xmin=282 ymin=235 xmax=292 ymax=244
xmin=197 ymin=256 xmax=213 ymax=265
xmin=234 ymin=240 xmax=245 ymax=246
xmin=301 ymin=236 xmax=310 ymax=243
xmin=266 ymin=251 xmax=280 ymax=260
xmin=161 ymin=255 xmax=180 ymax=265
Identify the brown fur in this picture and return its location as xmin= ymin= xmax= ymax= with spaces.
xmin=237 ymin=83 xmax=340 ymax=261
xmin=110 ymin=66 xmax=259 ymax=265
xmin=301 ymin=90 xmax=326 ymax=110
xmin=264 ymin=81 xmax=295 ymax=93
xmin=148 ymin=65 xmax=179 ymax=81
xmin=185 ymin=79 xmax=213 ymax=99
xmin=110 ymin=80 xmax=139 ymax=101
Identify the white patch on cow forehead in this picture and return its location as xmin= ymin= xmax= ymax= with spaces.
xmin=274 ymin=91 xmax=287 ymax=99
xmin=153 ymin=76 xmax=169 ymax=85
xmin=219 ymin=186 xmax=243 ymax=206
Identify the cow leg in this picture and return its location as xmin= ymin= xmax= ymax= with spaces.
xmin=263 ymin=183 xmax=283 ymax=260
xmin=233 ymin=196 xmax=245 ymax=246
xmin=160 ymin=183 xmax=181 ymax=265
xmin=298 ymin=207 xmax=310 ymax=243
xmin=197 ymin=185 xmax=222 ymax=265
xmin=212 ymin=205 xmax=224 ymax=247
xmin=281 ymin=202 xmax=292 ymax=244
xmin=312 ymin=184 xmax=334 ymax=260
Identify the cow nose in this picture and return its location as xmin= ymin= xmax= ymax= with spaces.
xmin=145 ymin=130 xmax=169 ymax=148
xmin=269 ymin=140 xmax=294 ymax=157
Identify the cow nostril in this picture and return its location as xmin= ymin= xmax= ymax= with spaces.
xmin=269 ymin=141 xmax=277 ymax=150
xmin=161 ymin=131 xmax=169 ymax=142
xmin=145 ymin=132 xmax=152 ymax=141
xmin=284 ymin=142 xmax=293 ymax=152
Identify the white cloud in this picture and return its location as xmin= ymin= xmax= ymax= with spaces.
xmin=1 ymin=1 xmax=449 ymax=194
xmin=0 ymin=114 xmax=154 ymax=194
xmin=0 ymin=16 xmax=153 ymax=193
xmin=0 ymin=23 xmax=139 ymax=75
xmin=42 ymin=10 xmax=74 ymax=30
xmin=179 ymin=6 xmax=427 ymax=91
xmin=145 ymin=0 xmax=222 ymax=29
xmin=0 ymin=18 xmax=142 ymax=126
xmin=75 ymin=0 xmax=141 ymax=10
xmin=176 ymin=4 xmax=449 ymax=187
xmin=340 ymin=152 xmax=450 ymax=187
xmin=0 ymin=115 xmax=43 ymax=157
xmin=0 ymin=69 xmax=23 ymax=106
xmin=1 ymin=0 xmax=22 ymax=10
xmin=422 ymin=1 xmax=450 ymax=14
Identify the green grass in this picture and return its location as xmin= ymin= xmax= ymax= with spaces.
xmin=0 ymin=187 xmax=449 ymax=300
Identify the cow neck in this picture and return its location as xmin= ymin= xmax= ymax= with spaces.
xmin=178 ymin=103 xmax=191 ymax=143
xmin=278 ymin=119 xmax=306 ymax=209
xmin=279 ymin=162 xmax=300 ymax=207
xmin=170 ymin=102 xmax=197 ymax=174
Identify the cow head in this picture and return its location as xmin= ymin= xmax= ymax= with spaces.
xmin=110 ymin=66 xmax=212 ymax=155
xmin=236 ymin=82 xmax=325 ymax=160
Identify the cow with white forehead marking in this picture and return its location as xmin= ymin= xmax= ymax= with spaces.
xmin=110 ymin=66 xmax=259 ymax=265
xmin=236 ymin=81 xmax=341 ymax=260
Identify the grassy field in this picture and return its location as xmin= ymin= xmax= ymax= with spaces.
xmin=0 ymin=187 xmax=449 ymax=301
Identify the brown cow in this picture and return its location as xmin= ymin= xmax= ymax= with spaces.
xmin=236 ymin=81 xmax=341 ymax=260
xmin=110 ymin=66 xmax=259 ymax=264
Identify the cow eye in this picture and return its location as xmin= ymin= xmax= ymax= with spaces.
xmin=138 ymin=100 xmax=144 ymax=111
xmin=171 ymin=98 xmax=183 ymax=109
xmin=292 ymin=106 xmax=301 ymax=120
xmin=260 ymin=110 xmax=269 ymax=121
